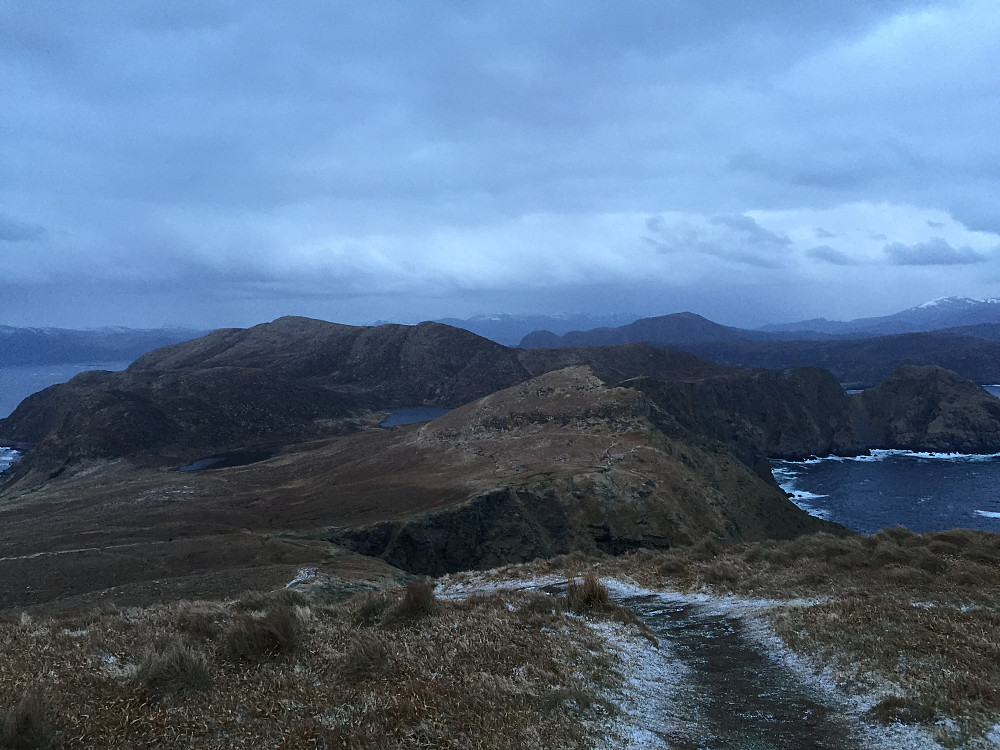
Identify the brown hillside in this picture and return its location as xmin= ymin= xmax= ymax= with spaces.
xmin=0 ymin=367 xmax=833 ymax=612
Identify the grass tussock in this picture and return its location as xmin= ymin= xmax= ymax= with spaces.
xmin=384 ymin=578 xmax=438 ymax=624
xmin=135 ymin=640 xmax=213 ymax=700
xmin=564 ymin=572 xmax=657 ymax=644
xmin=336 ymin=633 xmax=395 ymax=683
xmin=221 ymin=604 xmax=300 ymax=662
xmin=566 ymin=572 xmax=610 ymax=611
xmin=0 ymin=579 xmax=635 ymax=749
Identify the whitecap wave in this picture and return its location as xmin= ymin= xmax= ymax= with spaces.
xmin=772 ymin=467 xmax=833 ymax=521
xmin=0 ymin=447 xmax=20 ymax=473
xmin=773 ymin=449 xmax=1000 ymax=466
xmin=788 ymin=496 xmax=833 ymax=520
xmin=974 ymin=510 xmax=1000 ymax=519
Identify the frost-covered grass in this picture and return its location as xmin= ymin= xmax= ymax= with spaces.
xmin=0 ymin=582 xmax=638 ymax=749
xmin=484 ymin=529 xmax=1000 ymax=748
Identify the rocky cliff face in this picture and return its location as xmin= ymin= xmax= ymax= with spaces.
xmin=631 ymin=367 xmax=867 ymax=472
xmin=857 ymin=365 xmax=1000 ymax=453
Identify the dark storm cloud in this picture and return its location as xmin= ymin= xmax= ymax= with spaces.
xmin=884 ymin=238 xmax=985 ymax=266
xmin=709 ymin=215 xmax=791 ymax=247
xmin=806 ymin=245 xmax=853 ymax=266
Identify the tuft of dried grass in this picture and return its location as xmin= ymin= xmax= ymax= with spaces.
xmin=566 ymin=572 xmax=610 ymax=611
xmin=221 ymin=604 xmax=300 ymax=662
xmin=174 ymin=602 xmax=224 ymax=641
xmin=384 ymin=578 xmax=438 ymax=624
xmin=348 ymin=589 xmax=394 ymax=626
xmin=336 ymin=633 xmax=395 ymax=683
xmin=0 ymin=690 xmax=59 ymax=750
xmin=564 ymin=572 xmax=657 ymax=644
xmin=135 ymin=640 xmax=212 ymax=700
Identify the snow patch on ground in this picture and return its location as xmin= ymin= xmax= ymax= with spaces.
xmin=589 ymin=620 xmax=682 ymax=749
xmin=438 ymin=574 xmax=949 ymax=749
xmin=605 ymin=581 xmax=946 ymax=750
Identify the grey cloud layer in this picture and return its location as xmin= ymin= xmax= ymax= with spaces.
xmin=884 ymin=238 xmax=987 ymax=266
xmin=1 ymin=1 xmax=998 ymax=327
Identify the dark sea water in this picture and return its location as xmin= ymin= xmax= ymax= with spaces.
xmin=771 ymin=384 xmax=1000 ymax=534
xmin=772 ymin=451 xmax=1000 ymax=534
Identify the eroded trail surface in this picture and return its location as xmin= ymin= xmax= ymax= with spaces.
xmin=619 ymin=593 xmax=861 ymax=749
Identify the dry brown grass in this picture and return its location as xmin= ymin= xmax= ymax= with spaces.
xmin=566 ymin=572 xmax=610 ymax=611
xmin=0 ymin=584 xmax=632 ymax=749
xmin=335 ymin=633 xmax=396 ymax=683
xmin=383 ymin=578 xmax=438 ymax=624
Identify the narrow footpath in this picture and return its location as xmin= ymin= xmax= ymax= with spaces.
xmin=618 ymin=592 xmax=861 ymax=749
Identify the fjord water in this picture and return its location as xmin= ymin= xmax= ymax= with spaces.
xmin=772 ymin=451 xmax=1000 ymax=534
xmin=0 ymin=361 xmax=131 ymax=474
xmin=0 ymin=361 xmax=131 ymax=418
xmin=772 ymin=385 xmax=1000 ymax=534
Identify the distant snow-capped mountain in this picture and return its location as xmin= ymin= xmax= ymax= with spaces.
xmin=762 ymin=297 xmax=1000 ymax=336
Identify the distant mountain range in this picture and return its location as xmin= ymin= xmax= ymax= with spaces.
xmin=433 ymin=313 xmax=636 ymax=346
xmin=441 ymin=297 xmax=1000 ymax=346
xmin=0 ymin=326 xmax=204 ymax=366
xmin=760 ymin=296 xmax=1000 ymax=336
xmin=518 ymin=298 xmax=1000 ymax=387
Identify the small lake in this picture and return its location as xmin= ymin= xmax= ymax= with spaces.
xmin=379 ymin=407 xmax=449 ymax=427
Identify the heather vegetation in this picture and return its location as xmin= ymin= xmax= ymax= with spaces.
xmin=0 ymin=581 xmax=638 ymax=749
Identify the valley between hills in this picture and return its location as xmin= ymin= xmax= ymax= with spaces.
xmin=2 ymin=316 xmax=1000 ymax=748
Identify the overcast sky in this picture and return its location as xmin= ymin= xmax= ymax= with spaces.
xmin=2 ymin=1 xmax=999 ymax=330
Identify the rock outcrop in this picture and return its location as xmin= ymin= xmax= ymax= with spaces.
xmin=857 ymin=365 xmax=1000 ymax=453
xmin=630 ymin=367 xmax=867 ymax=474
